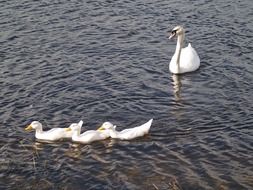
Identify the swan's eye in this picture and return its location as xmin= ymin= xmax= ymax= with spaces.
xmin=171 ymin=30 xmax=177 ymax=34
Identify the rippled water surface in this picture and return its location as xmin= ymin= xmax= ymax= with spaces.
xmin=0 ymin=0 xmax=253 ymax=189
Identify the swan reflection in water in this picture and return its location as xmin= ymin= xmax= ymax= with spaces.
xmin=172 ymin=74 xmax=182 ymax=102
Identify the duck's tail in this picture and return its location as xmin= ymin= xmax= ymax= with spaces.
xmin=140 ymin=119 xmax=153 ymax=133
xmin=78 ymin=120 xmax=84 ymax=127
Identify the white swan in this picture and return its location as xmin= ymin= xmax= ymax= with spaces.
xmin=169 ymin=26 xmax=200 ymax=74
xmin=97 ymin=119 xmax=153 ymax=140
xmin=71 ymin=121 xmax=110 ymax=144
xmin=25 ymin=120 xmax=81 ymax=141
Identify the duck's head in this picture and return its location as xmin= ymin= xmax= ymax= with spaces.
xmin=169 ymin=26 xmax=185 ymax=39
xmin=25 ymin=121 xmax=42 ymax=131
xmin=97 ymin=122 xmax=116 ymax=132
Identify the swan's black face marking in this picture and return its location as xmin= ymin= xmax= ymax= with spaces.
xmin=169 ymin=29 xmax=178 ymax=39
xmin=169 ymin=26 xmax=184 ymax=39
xmin=171 ymin=29 xmax=177 ymax=35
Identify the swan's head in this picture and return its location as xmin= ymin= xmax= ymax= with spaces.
xmin=169 ymin=26 xmax=185 ymax=39
xmin=25 ymin=121 xmax=42 ymax=131
xmin=97 ymin=122 xmax=116 ymax=132
xmin=68 ymin=120 xmax=83 ymax=131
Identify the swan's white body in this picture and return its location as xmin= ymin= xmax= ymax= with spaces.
xmin=25 ymin=121 xmax=77 ymax=141
xmin=98 ymin=119 xmax=153 ymax=140
xmin=169 ymin=26 xmax=200 ymax=74
xmin=71 ymin=121 xmax=110 ymax=144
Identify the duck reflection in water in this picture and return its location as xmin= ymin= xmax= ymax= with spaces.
xmin=172 ymin=74 xmax=182 ymax=102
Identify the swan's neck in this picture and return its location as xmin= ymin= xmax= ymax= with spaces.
xmin=174 ymin=34 xmax=184 ymax=71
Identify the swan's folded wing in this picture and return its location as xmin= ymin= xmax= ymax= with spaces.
xmin=180 ymin=46 xmax=200 ymax=72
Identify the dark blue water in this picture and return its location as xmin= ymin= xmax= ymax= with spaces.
xmin=0 ymin=0 xmax=253 ymax=189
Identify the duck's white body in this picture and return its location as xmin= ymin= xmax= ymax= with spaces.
xmin=71 ymin=121 xmax=110 ymax=144
xmin=25 ymin=121 xmax=77 ymax=141
xmin=98 ymin=119 xmax=153 ymax=140
xmin=169 ymin=26 xmax=200 ymax=74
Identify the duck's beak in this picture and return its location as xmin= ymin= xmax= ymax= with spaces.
xmin=25 ymin=125 xmax=33 ymax=131
xmin=64 ymin=128 xmax=72 ymax=132
xmin=97 ymin=126 xmax=105 ymax=132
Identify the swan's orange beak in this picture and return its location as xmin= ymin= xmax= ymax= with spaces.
xmin=25 ymin=125 xmax=33 ymax=131
xmin=169 ymin=32 xmax=176 ymax=39
xmin=169 ymin=29 xmax=177 ymax=39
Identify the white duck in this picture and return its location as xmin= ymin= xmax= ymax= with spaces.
xmin=25 ymin=120 xmax=81 ymax=141
xmin=97 ymin=119 xmax=153 ymax=140
xmin=169 ymin=26 xmax=200 ymax=74
xmin=71 ymin=121 xmax=110 ymax=144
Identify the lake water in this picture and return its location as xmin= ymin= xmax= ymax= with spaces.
xmin=0 ymin=0 xmax=253 ymax=189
